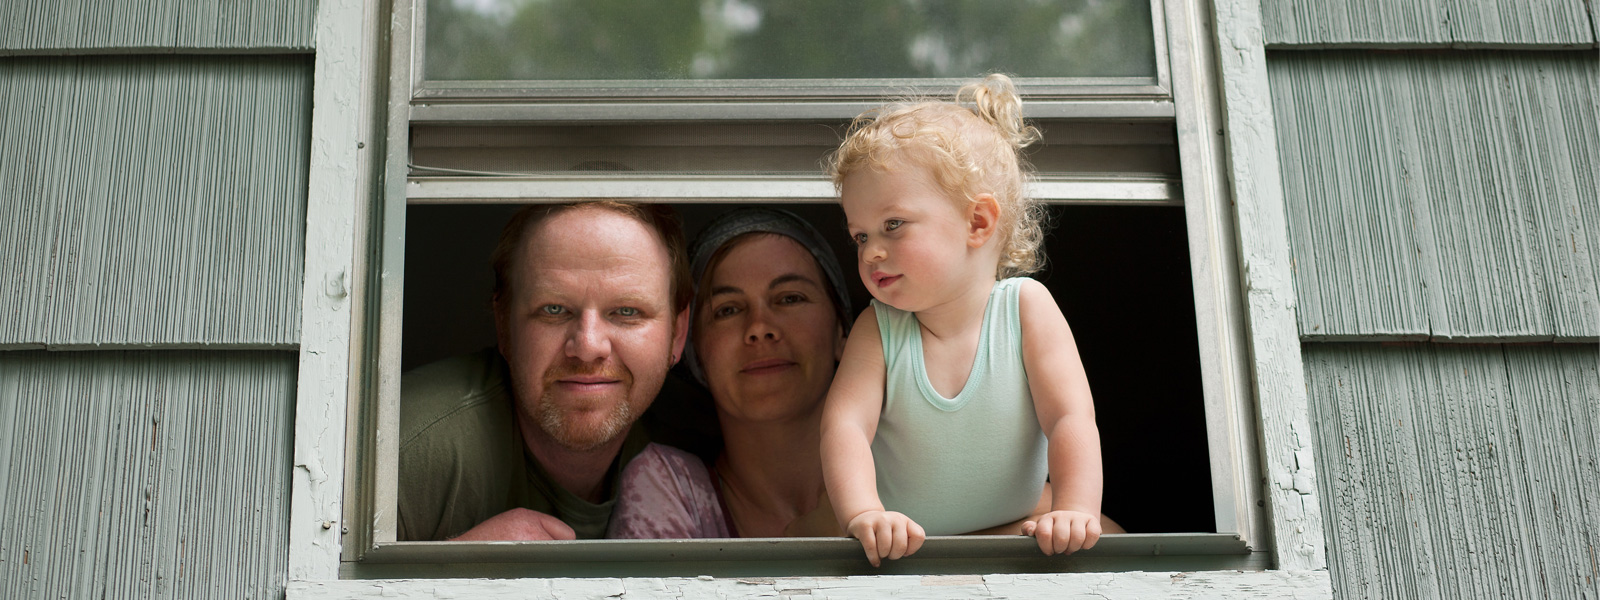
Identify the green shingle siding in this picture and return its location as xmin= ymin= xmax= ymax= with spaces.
xmin=0 ymin=0 xmax=315 ymax=54
xmin=1304 ymin=342 xmax=1600 ymax=600
xmin=0 ymin=56 xmax=311 ymax=348
xmin=1270 ymin=52 xmax=1600 ymax=341
xmin=1262 ymin=0 xmax=1596 ymax=48
xmin=0 ymin=350 xmax=296 ymax=599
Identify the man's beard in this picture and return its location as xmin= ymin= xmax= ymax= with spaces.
xmin=531 ymin=361 xmax=635 ymax=452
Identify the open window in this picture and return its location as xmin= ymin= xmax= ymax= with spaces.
xmin=339 ymin=0 xmax=1267 ymax=577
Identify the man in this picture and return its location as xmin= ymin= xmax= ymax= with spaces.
xmin=398 ymin=201 xmax=692 ymax=540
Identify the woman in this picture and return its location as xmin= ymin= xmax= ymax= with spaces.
xmin=688 ymin=208 xmax=853 ymax=537
xmin=609 ymin=208 xmax=850 ymax=538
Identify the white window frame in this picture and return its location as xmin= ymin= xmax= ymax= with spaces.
xmin=288 ymin=0 xmax=1330 ymax=595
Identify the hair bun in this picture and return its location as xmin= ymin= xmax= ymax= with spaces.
xmin=958 ymin=73 xmax=1039 ymax=150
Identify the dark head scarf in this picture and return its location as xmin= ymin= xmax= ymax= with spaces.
xmin=684 ymin=208 xmax=853 ymax=386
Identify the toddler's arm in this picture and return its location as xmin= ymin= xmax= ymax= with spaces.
xmin=820 ymin=307 xmax=926 ymax=567
xmin=1017 ymin=280 xmax=1104 ymax=555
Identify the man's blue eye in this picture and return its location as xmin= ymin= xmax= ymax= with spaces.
xmin=885 ymin=219 xmax=903 ymax=231
xmin=616 ymin=307 xmax=640 ymax=317
xmin=540 ymin=305 xmax=565 ymax=316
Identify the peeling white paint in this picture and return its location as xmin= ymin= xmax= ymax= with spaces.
xmin=289 ymin=571 xmax=1333 ymax=600
xmin=1209 ymin=0 xmax=1328 ymax=572
xmin=290 ymin=0 xmax=369 ymax=582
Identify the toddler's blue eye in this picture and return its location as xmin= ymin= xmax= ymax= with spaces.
xmin=885 ymin=219 xmax=903 ymax=231
xmin=852 ymin=232 xmax=868 ymax=245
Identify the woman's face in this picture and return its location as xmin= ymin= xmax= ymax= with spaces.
xmin=695 ymin=234 xmax=845 ymax=424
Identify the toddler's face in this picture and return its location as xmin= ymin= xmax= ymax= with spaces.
xmin=840 ymin=163 xmax=974 ymax=313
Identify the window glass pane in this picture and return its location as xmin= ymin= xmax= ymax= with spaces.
xmin=425 ymin=0 xmax=1157 ymax=81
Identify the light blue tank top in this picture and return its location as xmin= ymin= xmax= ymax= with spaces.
xmin=870 ymin=277 xmax=1048 ymax=535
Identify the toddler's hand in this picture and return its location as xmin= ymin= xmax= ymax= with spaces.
xmin=1021 ymin=510 xmax=1101 ymax=555
xmin=845 ymin=510 xmax=926 ymax=567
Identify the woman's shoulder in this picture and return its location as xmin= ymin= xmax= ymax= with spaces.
xmin=608 ymin=443 xmax=730 ymax=539
xmin=632 ymin=443 xmax=712 ymax=480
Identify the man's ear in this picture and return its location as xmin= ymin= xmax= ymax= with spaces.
xmin=492 ymin=294 xmax=511 ymax=354
xmin=671 ymin=304 xmax=692 ymax=364
xmin=967 ymin=193 xmax=1001 ymax=249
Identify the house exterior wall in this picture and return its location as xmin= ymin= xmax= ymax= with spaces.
xmin=0 ymin=351 xmax=296 ymax=599
xmin=0 ymin=2 xmax=314 ymax=599
xmin=0 ymin=0 xmax=314 ymax=53
xmin=1263 ymin=1 xmax=1600 ymax=598
xmin=1304 ymin=343 xmax=1600 ymax=599
xmin=1270 ymin=51 xmax=1599 ymax=342
xmin=1261 ymin=0 xmax=1595 ymax=48
xmin=0 ymin=56 xmax=310 ymax=349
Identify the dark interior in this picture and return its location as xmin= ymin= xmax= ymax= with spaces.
xmin=402 ymin=202 xmax=1213 ymax=534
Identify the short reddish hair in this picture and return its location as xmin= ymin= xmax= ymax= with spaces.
xmin=490 ymin=201 xmax=691 ymax=314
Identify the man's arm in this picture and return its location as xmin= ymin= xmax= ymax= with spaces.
xmin=450 ymin=508 xmax=576 ymax=541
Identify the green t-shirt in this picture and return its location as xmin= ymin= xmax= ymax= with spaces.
xmin=397 ymin=348 xmax=649 ymax=541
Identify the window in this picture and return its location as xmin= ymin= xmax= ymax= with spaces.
xmin=339 ymin=0 xmax=1267 ymax=577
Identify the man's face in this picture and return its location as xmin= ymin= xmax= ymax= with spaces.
xmin=494 ymin=206 xmax=688 ymax=452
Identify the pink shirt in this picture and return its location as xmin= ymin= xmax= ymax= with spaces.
xmin=606 ymin=443 xmax=731 ymax=539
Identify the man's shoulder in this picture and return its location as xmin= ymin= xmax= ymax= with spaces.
xmin=400 ymin=348 xmax=512 ymax=449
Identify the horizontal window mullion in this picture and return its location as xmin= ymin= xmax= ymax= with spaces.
xmin=414 ymin=79 xmax=1165 ymax=98
xmin=408 ymin=100 xmax=1176 ymax=123
xmin=405 ymin=175 xmax=1181 ymax=206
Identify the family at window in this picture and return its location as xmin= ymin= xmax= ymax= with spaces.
xmin=397 ymin=75 xmax=1121 ymax=565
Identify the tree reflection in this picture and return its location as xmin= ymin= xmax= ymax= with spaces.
xmin=425 ymin=0 xmax=1155 ymax=81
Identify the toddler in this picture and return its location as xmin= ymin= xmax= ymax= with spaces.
xmin=820 ymin=74 xmax=1103 ymax=566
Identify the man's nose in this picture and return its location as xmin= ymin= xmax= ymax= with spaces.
xmin=565 ymin=312 xmax=612 ymax=361
xmin=744 ymin=305 xmax=780 ymax=344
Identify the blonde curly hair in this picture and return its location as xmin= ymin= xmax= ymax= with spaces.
xmin=828 ymin=73 xmax=1047 ymax=279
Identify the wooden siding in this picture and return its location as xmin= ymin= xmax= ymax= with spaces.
xmin=1270 ymin=52 xmax=1600 ymax=342
xmin=0 ymin=0 xmax=314 ymax=54
xmin=1304 ymin=342 xmax=1600 ymax=599
xmin=1261 ymin=0 xmax=1595 ymax=48
xmin=0 ymin=350 xmax=296 ymax=599
xmin=0 ymin=56 xmax=311 ymax=348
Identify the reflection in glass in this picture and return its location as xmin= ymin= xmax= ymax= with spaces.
xmin=425 ymin=0 xmax=1156 ymax=81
